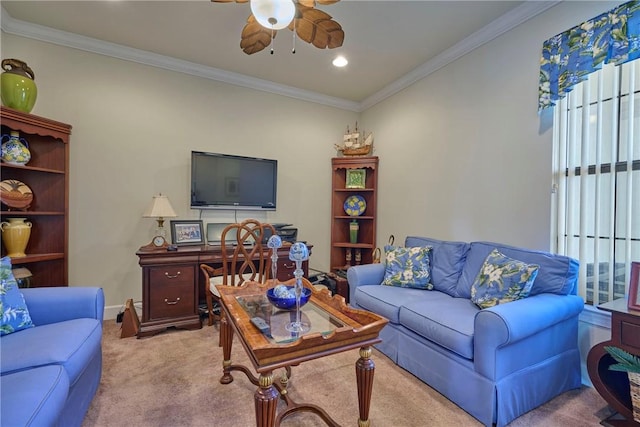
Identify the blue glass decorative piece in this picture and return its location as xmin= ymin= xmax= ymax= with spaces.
xmin=285 ymin=242 xmax=310 ymax=333
xmin=267 ymin=285 xmax=311 ymax=310
xmin=267 ymin=234 xmax=282 ymax=282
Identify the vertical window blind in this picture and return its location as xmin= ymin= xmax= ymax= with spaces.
xmin=552 ymin=60 xmax=640 ymax=305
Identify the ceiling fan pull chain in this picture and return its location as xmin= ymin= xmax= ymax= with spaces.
xmin=270 ymin=27 xmax=275 ymax=55
xmin=292 ymin=19 xmax=297 ymax=54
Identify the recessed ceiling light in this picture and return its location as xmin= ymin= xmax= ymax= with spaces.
xmin=332 ymin=56 xmax=348 ymax=67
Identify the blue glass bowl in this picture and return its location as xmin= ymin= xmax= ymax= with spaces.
xmin=266 ymin=286 xmax=312 ymax=310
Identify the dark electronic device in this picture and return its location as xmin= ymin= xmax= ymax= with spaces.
xmin=190 ymin=151 xmax=278 ymax=211
xmin=167 ymin=245 xmax=178 ymax=251
xmin=262 ymin=225 xmax=298 ymax=243
xmin=250 ymin=317 xmax=271 ymax=336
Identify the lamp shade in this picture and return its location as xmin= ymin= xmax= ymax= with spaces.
xmin=251 ymin=0 xmax=295 ymax=30
xmin=143 ymin=194 xmax=177 ymax=218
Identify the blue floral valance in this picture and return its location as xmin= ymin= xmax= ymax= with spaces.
xmin=538 ymin=1 xmax=640 ymax=111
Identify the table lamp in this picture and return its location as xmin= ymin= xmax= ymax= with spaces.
xmin=142 ymin=193 xmax=177 ymax=249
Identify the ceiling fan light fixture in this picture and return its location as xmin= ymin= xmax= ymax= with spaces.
xmin=250 ymin=0 xmax=296 ymax=30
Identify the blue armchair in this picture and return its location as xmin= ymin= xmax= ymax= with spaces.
xmin=1 ymin=287 xmax=104 ymax=427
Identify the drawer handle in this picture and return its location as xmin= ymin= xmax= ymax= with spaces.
xmin=164 ymin=297 xmax=181 ymax=305
xmin=165 ymin=271 xmax=181 ymax=279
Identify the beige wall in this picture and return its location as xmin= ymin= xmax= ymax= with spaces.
xmin=1 ymin=1 xmax=619 ymax=375
xmin=1 ymin=33 xmax=358 ymax=310
xmin=360 ymin=0 xmax=619 ymax=383
xmin=363 ymin=1 xmax=620 ymax=250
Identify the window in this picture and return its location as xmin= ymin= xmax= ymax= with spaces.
xmin=552 ymin=60 xmax=640 ymax=305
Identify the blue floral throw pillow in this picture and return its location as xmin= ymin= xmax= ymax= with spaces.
xmin=470 ymin=249 xmax=539 ymax=309
xmin=382 ymin=246 xmax=433 ymax=290
xmin=0 ymin=256 xmax=34 ymax=336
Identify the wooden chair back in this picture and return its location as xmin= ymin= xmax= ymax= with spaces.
xmin=220 ymin=219 xmax=277 ymax=286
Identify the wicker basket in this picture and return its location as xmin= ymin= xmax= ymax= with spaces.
xmin=630 ymin=372 xmax=640 ymax=423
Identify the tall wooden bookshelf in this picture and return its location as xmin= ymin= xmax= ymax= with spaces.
xmin=1 ymin=106 xmax=71 ymax=286
xmin=330 ymin=156 xmax=378 ymax=284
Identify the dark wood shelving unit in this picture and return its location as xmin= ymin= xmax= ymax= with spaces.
xmin=1 ymin=106 xmax=71 ymax=286
xmin=587 ymin=298 xmax=640 ymax=426
xmin=330 ymin=156 xmax=378 ymax=301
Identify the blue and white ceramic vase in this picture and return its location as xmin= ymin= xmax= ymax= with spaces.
xmin=1 ymin=131 xmax=30 ymax=166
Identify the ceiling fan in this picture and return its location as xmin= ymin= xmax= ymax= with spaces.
xmin=211 ymin=0 xmax=344 ymax=55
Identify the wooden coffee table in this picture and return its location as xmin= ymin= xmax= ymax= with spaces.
xmin=217 ymin=278 xmax=388 ymax=427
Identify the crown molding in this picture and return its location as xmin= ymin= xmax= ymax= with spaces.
xmin=0 ymin=7 xmax=360 ymax=112
xmin=359 ymin=1 xmax=561 ymax=111
xmin=1 ymin=2 xmax=559 ymax=113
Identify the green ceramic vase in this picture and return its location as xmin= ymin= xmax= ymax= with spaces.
xmin=1 ymin=59 xmax=37 ymax=113
xmin=349 ymin=220 xmax=359 ymax=244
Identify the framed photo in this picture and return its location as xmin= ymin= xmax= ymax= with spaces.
xmin=346 ymin=169 xmax=366 ymax=189
xmin=170 ymin=220 xmax=204 ymax=246
xmin=628 ymin=261 xmax=640 ymax=311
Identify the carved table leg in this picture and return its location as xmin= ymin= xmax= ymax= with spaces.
xmin=220 ymin=311 xmax=235 ymax=384
xmin=255 ymin=371 xmax=278 ymax=427
xmin=356 ymin=346 xmax=375 ymax=427
xmin=279 ymin=366 xmax=291 ymax=398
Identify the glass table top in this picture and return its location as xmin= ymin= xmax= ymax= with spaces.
xmin=236 ymin=294 xmax=345 ymax=344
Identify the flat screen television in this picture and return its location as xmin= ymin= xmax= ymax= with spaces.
xmin=190 ymin=151 xmax=278 ymax=210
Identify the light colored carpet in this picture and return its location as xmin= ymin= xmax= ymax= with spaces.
xmin=82 ymin=321 xmax=612 ymax=427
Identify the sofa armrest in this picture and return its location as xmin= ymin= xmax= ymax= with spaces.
xmin=474 ymin=293 xmax=584 ymax=380
xmin=347 ymin=264 xmax=385 ymax=304
xmin=21 ymin=287 xmax=105 ymax=326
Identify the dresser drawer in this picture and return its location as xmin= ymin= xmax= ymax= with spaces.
xmin=275 ymin=259 xmax=310 ymax=282
xmin=148 ymin=266 xmax=195 ymax=320
xmin=277 ymin=259 xmax=297 ymax=281
xmin=150 ymin=266 xmax=193 ymax=286
xmin=621 ymin=320 xmax=640 ymax=351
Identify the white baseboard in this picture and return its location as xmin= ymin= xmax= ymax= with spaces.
xmin=103 ymin=301 xmax=142 ymax=321
xmin=579 ymin=304 xmax=611 ymax=328
xmin=104 ymin=304 xmax=122 ymax=321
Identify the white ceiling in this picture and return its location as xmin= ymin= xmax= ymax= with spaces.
xmin=1 ymin=1 xmax=558 ymax=111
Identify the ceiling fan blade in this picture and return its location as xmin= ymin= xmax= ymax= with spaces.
xmin=240 ymin=16 xmax=274 ymax=55
xmin=211 ymin=0 xmax=249 ymax=3
xmin=297 ymin=0 xmax=340 ymax=6
xmin=292 ymin=6 xmax=344 ymax=49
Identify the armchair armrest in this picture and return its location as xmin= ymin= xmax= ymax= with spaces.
xmin=347 ymin=264 xmax=385 ymax=304
xmin=474 ymin=293 xmax=584 ymax=380
xmin=21 ymin=287 xmax=105 ymax=326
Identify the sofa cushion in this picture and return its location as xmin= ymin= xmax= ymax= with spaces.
xmin=0 ymin=318 xmax=102 ymax=386
xmin=0 ymin=365 xmax=69 ymax=427
xmin=405 ymin=236 xmax=470 ymax=296
xmin=399 ymin=292 xmax=478 ymax=360
xmin=0 ymin=256 xmax=34 ymax=336
xmin=457 ymin=241 xmax=579 ymax=299
xmin=354 ymin=285 xmax=431 ymax=324
xmin=382 ymin=245 xmax=433 ymax=289
xmin=470 ymin=249 xmax=539 ymax=309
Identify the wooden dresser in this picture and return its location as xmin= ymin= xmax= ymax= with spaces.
xmin=136 ymin=244 xmax=311 ymax=338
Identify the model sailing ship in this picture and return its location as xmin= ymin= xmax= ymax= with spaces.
xmin=335 ymin=122 xmax=373 ymax=156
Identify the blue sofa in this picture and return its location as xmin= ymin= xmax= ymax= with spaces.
xmin=347 ymin=236 xmax=584 ymax=427
xmin=0 ymin=287 xmax=104 ymax=427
